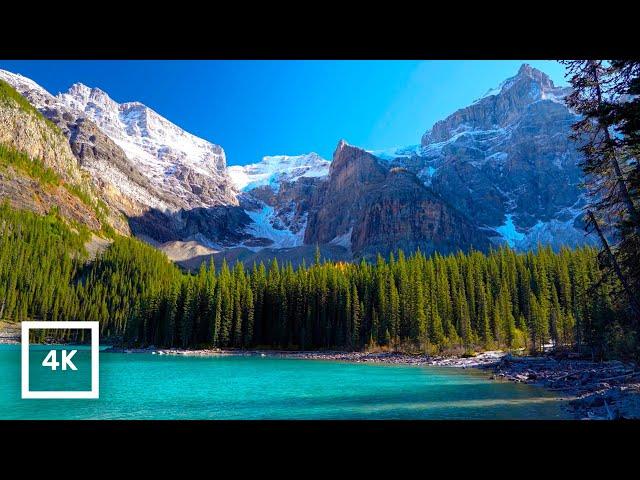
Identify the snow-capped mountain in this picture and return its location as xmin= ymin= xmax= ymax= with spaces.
xmin=0 ymin=63 xmax=595 ymax=267
xmin=0 ymin=69 xmax=238 ymax=213
xmin=57 ymin=82 xmax=237 ymax=209
xmin=228 ymin=153 xmax=329 ymax=192
xmin=0 ymin=70 xmax=57 ymax=110
xmin=0 ymin=69 xmax=176 ymax=232
xmin=471 ymin=63 xmax=570 ymax=106
xmin=380 ymin=63 xmax=594 ymax=251
xmin=0 ymin=70 xmax=115 ymax=233
xmin=228 ymin=153 xmax=329 ymax=250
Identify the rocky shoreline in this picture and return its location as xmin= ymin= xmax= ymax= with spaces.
xmin=0 ymin=322 xmax=19 ymax=344
xmin=102 ymin=345 xmax=506 ymax=365
xmin=103 ymin=346 xmax=640 ymax=419
xmin=480 ymin=354 xmax=640 ymax=420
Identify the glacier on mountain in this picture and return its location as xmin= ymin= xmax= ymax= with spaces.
xmin=228 ymin=153 xmax=329 ymax=192
xmin=243 ymin=205 xmax=305 ymax=250
xmin=365 ymin=144 xmax=422 ymax=162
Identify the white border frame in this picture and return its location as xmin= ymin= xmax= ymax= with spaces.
xmin=21 ymin=321 xmax=99 ymax=399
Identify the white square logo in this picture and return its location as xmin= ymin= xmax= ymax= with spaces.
xmin=21 ymin=321 xmax=99 ymax=399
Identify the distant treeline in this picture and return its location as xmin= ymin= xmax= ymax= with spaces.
xmin=0 ymin=203 xmax=634 ymax=358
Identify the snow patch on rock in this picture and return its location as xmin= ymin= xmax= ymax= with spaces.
xmin=366 ymin=144 xmax=422 ymax=161
xmin=329 ymin=228 xmax=353 ymax=249
xmin=495 ymin=214 xmax=526 ymax=247
xmin=244 ymin=205 xmax=304 ymax=249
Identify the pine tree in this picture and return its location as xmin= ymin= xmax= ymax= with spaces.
xmin=477 ymin=283 xmax=492 ymax=347
xmin=212 ymin=282 xmax=222 ymax=346
xmin=351 ymin=284 xmax=361 ymax=349
xmin=388 ymin=278 xmax=400 ymax=350
xmin=0 ymin=201 xmax=630 ymax=357
xmin=562 ymin=60 xmax=640 ymax=317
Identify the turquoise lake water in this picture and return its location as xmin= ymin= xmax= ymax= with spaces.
xmin=0 ymin=344 xmax=568 ymax=419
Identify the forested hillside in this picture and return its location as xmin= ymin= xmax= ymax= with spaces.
xmin=0 ymin=203 xmax=632 ymax=358
xmin=1 ymin=60 xmax=639 ymax=362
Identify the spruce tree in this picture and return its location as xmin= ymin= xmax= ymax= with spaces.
xmin=562 ymin=60 xmax=640 ymax=317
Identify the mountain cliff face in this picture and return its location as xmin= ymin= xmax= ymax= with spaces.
xmin=388 ymin=64 xmax=593 ymax=250
xmin=0 ymin=78 xmax=106 ymax=232
xmin=305 ymin=140 xmax=386 ymax=246
xmin=0 ymin=63 xmax=594 ymax=266
xmin=0 ymin=69 xmax=243 ymax=245
xmin=303 ymin=141 xmax=490 ymax=258
xmin=57 ymin=83 xmax=237 ymax=210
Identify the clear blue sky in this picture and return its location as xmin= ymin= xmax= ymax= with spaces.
xmin=0 ymin=60 xmax=568 ymax=165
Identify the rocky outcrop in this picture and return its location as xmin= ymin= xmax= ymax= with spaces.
xmin=305 ymin=140 xmax=387 ymax=247
xmin=393 ymin=64 xmax=594 ymax=251
xmin=0 ymin=79 xmax=103 ymax=232
xmin=0 ymin=88 xmax=82 ymax=185
xmin=128 ymin=205 xmax=253 ymax=248
xmin=304 ymin=141 xmax=491 ymax=258
xmin=0 ymin=166 xmax=101 ymax=231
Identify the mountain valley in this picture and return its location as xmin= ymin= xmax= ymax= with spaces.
xmin=0 ymin=64 xmax=595 ymax=268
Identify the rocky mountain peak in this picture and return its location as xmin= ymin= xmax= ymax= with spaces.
xmin=422 ymin=64 xmax=569 ymax=145
xmin=53 ymin=79 xmax=237 ymax=208
xmin=505 ymin=63 xmax=557 ymax=98
xmin=67 ymin=82 xmax=92 ymax=98
xmin=516 ymin=63 xmax=554 ymax=87
xmin=479 ymin=63 xmax=556 ymax=101
xmin=64 ymin=83 xmax=119 ymax=113
xmin=381 ymin=64 xmax=592 ymax=253
xmin=518 ymin=63 xmax=534 ymax=74
xmin=328 ymin=140 xmax=388 ymax=187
